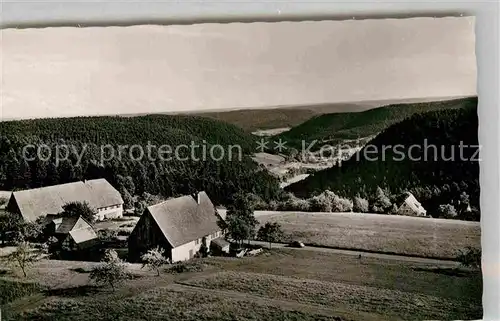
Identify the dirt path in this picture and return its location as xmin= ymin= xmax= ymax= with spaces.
xmin=246 ymin=240 xmax=461 ymax=266
xmin=168 ymin=282 xmax=385 ymax=321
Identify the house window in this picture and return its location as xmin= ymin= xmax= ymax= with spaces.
xmin=195 ymin=239 xmax=200 ymax=245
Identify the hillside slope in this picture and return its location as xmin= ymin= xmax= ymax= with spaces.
xmin=194 ymin=103 xmax=372 ymax=132
xmin=0 ymin=115 xmax=280 ymax=205
xmin=277 ymin=97 xmax=477 ymax=151
xmin=286 ymin=103 xmax=479 ymax=216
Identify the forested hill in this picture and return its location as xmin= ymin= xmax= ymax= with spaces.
xmin=192 ymin=102 xmax=371 ymax=132
xmin=286 ymin=104 xmax=480 ymax=216
xmin=276 ymin=96 xmax=477 ymax=151
xmin=0 ymin=115 xmax=280 ymax=206
xmin=0 ymin=115 xmax=255 ymax=153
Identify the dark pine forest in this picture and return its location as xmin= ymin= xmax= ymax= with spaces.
xmin=0 ymin=115 xmax=281 ymax=206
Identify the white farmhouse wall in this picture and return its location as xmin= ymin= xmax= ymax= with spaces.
xmin=171 ymin=240 xmax=198 ymax=262
xmin=170 ymin=230 xmax=223 ymax=263
xmin=94 ymin=204 xmax=123 ymax=221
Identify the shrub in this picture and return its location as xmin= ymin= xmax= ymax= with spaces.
xmin=117 ymin=229 xmax=131 ymax=236
xmin=141 ymin=246 xmax=170 ymax=276
xmin=277 ymin=194 xmax=310 ymax=211
xmin=0 ymin=280 xmax=41 ymax=305
xmin=438 ymin=204 xmax=458 ymax=219
xmin=245 ymin=193 xmax=268 ymax=210
xmin=89 ymin=249 xmax=131 ymax=291
xmin=309 ymin=193 xmax=332 ymax=212
xmin=371 ymin=187 xmax=392 ymax=213
xmin=331 ymin=194 xmax=353 ymax=212
xmin=168 ymin=261 xmax=205 ymax=274
xmin=456 ymin=247 xmax=481 ymax=269
xmin=97 ymin=229 xmax=118 ymax=242
xmin=353 ymin=196 xmax=369 ymax=213
xmin=267 ymin=200 xmax=279 ymax=211
xmin=308 ymin=190 xmax=352 ymax=212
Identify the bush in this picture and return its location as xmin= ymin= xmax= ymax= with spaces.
xmin=456 ymin=247 xmax=481 ymax=269
xmin=277 ymin=194 xmax=310 ymax=211
xmin=117 ymin=229 xmax=131 ymax=236
xmin=133 ymin=200 xmax=147 ymax=216
xmin=141 ymin=246 xmax=170 ymax=276
xmin=267 ymin=200 xmax=279 ymax=211
xmin=438 ymin=204 xmax=457 ymax=219
xmin=119 ymin=223 xmax=136 ymax=228
xmin=308 ymin=190 xmax=352 ymax=212
xmin=97 ymin=229 xmax=118 ymax=242
xmin=0 ymin=280 xmax=41 ymax=305
xmin=89 ymin=249 xmax=131 ymax=291
xmin=309 ymin=193 xmax=332 ymax=212
xmin=331 ymin=194 xmax=353 ymax=212
xmin=370 ymin=187 xmax=392 ymax=214
xmin=167 ymin=261 xmax=205 ymax=274
xmin=245 ymin=193 xmax=268 ymax=211
xmin=353 ymin=196 xmax=369 ymax=213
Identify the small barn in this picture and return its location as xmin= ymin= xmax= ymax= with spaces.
xmin=210 ymin=237 xmax=231 ymax=256
xmin=128 ymin=191 xmax=225 ymax=263
xmin=46 ymin=215 xmax=98 ymax=251
xmin=6 ymin=179 xmax=124 ymax=222
xmin=396 ymin=192 xmax=427 ymax=217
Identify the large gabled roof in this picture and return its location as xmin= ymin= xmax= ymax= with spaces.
xmin=10 ymin=179 xmax=123 ymax=221
xmin=398 ymin=192 xmax=426 ymax=213
xmin=146 ymin=192 xmax=220 ymax=248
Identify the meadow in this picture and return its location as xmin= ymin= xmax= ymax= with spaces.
xmin=256 ymin=211 xmax=481 ymax=259
xmin=0 ymin=248 xmax=482 ymax=321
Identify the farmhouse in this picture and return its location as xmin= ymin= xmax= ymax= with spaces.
xmin=46 ymin=215 xmax=98 ymax=251
xmin=6 ymin=179 xmax=123 ymax=222
xmin=128 ymin=191 xmax=226 ymax=263
xmin=396 ymin=192 xmax=427 ymax=217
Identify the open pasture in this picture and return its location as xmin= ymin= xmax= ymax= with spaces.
xmin=256 ymin=211 xmax=481 ymax=259
xmin=0 ymin=248 xmax=481 ymax=321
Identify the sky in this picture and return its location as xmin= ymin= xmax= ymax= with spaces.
xmin=0 ymin=16 xmax=477 ymax=120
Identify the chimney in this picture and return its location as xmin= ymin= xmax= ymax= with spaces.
xmin=192 ymin=192 xmax=201 ymax=205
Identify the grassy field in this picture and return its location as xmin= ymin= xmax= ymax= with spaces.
xmin=184 ymin=271 xmax=479 ymax=320
xmin=0 ymin=248 xmax=481 ymax=321
xmin=256 ymin=211 xmax=481 ymax=259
